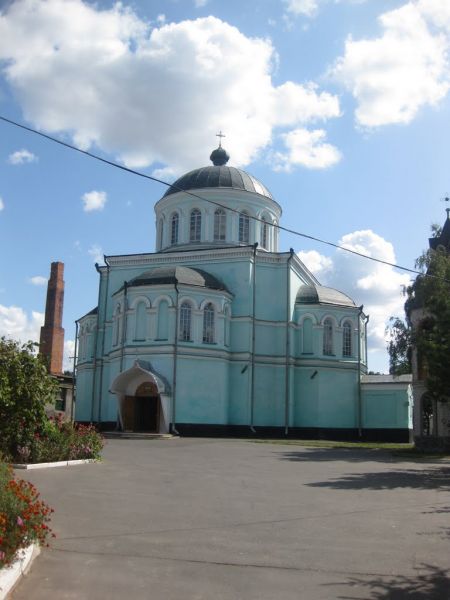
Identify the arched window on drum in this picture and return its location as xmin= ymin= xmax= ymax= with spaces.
xmin=179 ymin=302 xmax=192 ymax=342
xmin=203 ymin=303 xmax=215 ymax=344
xmin=302 ymin=318 xmax=313 ymax=354
xmin=214 ymin=209 xmax=226 ymax=242
xmin=323 ymin=318 xmax=333 ymax=356
xmin=260 ymin=216 xmax=268 ymax=249
xmin=342 ymin=321 xmax=352 ymax=357
xmin=170 ymin=212 xmax=179 ymax=245
xmin=190 ymin=209 xmax=201 ymax=242
xmin=134 ymin=302 xmax=147 ymax=341
xmin=239 ymin=211 xmax=250 ymax=243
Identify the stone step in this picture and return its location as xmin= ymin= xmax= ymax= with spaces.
xmin=102 ymin=432 xmax=174 ymax=440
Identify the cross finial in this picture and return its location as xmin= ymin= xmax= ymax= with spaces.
xmin=216 ymin=130 xmax=225 ymax=147
xmin=443 ymin=196 xmax=450 ymax=220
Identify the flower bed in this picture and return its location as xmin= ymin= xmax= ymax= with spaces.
xmin=5 ymin=417 xmax=104 ymax=465
xmin=0 ymin=463 xmax=54 ymax=569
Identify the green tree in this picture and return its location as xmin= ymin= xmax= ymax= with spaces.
xmin=388 ymin=244 xmax=450 ymax=402
xmin=387 ymin=317 xmax=411 ymax=375
xmin=0 ymin=337 xmax=58 ymax=459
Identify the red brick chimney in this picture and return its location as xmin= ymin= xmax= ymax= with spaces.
xmin=39 ymin=262 xmax=65 ymax=374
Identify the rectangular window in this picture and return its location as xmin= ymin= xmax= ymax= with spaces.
xmin=55 ymin=387 xmax=67 ymax=412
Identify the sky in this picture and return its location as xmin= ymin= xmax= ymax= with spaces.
xmin=0 ymin=0 xmax=450 ymax=373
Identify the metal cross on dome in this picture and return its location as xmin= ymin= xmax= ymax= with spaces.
xmin=216 ymin=130 xmax=225 ymax=147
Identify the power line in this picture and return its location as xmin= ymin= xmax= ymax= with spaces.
xmin=0 ymin=114 xmax=446 ymax=282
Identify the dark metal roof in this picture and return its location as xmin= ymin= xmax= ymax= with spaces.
xmin=296 ymin=284 xmax=356 ymax=307
xmin=162 ymin=165 xmax=274 ymax=200
xmin=77 ymin=306 xmax=98 ymax=321
xmin=126 ymin=266 xmax=229 ymax=292
xmin=429 ymin=215 xmax=450 ymax=251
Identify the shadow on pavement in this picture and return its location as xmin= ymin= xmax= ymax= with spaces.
xmin=332 ymin=564 xmax=450 ymax=599
xmin=303 ymin=466 xmax=450 ymax=491
xmin=278 ymin=448 xmax=401 ymax=463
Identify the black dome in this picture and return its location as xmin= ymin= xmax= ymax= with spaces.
xmin=210 ymin=146 xmax=230 ymax=166
xmin=163 ymin=165 xmax=273 ymax=200
xmin=296 ymin=284 xmax=356 ymax=307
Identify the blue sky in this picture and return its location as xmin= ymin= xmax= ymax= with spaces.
xmin=0 ymin=0 xmax=449 ymax=372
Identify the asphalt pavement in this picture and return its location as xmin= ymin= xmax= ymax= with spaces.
xmin=11 ymin=438 xmax=450 ymax=599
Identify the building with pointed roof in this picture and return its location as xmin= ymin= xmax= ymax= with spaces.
xmin=411 ymin=210 xmax=450 ymax=447
xmin=75 ymin=144 xmax=412 ymax=439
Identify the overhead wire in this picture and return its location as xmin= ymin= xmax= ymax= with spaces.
xmin=0 ymin=113 xmax=447 ymax=283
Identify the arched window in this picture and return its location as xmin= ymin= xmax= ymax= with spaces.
xmin=113 ymin=305 xmax=121 ymax=346
xmin=323 ymin=318 xmax=333 ymax=355
xmin=190 ymin=209 xmax=201 ymax=242
xmin=224 ymin=305 xmax=231 ymax=347
xmin=203 ymin=303 xmax=215 ymax=344
xmin=78 ymin=326 xmax=85 ymax=359
xmin=86 ymin=329 xmax=93 ymax=358
xmin=179 ymin=302 xmax=192 ymax=342
xmin=260 ymin=216 xmax=268 ymax=249
xmin=239 ymin=212 xmax=250 ymax=243
xmin=156 ymin=300 xmax=168 ymax=340
xmin=134 ymin=302 xmax=146 ymax=341
xmin=302 ymin=318 xmax=313 ymax=354
xmin=170 ymin=212 xmax=179 ymax=245
xmin=214 ymin=208 xmax=226 ymax=241
xmin=158 ymin=219 xmax=164 ymax=250
xmin=342 ymin=321 xmax=352 ymax=357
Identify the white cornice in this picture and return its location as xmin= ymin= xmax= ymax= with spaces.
xmin=105 ymin=245 xmax=257 ymax=267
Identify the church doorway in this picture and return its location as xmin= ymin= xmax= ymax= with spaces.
xmin=122 ymin=381 xmax=160 ymax=432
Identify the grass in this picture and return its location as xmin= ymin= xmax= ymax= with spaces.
xmin=248 ymin=439 xmax=450 ymax=459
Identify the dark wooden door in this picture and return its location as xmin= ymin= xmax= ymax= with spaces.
xmin=134 ymin=396 xmax=158 ymax=432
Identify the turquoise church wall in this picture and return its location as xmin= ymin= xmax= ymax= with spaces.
xmin=362 ymin=385 xmax=412 ymax=429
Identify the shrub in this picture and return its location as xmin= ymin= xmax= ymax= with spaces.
xmin=0 ymin=338 xmax=58 ymax=459
xmin=0 ymin=463 xmax=54 ymax=568
xmin=13 ymin=417 xmax=104 ymax=464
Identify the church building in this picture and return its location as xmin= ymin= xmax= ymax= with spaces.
xmin=75 ymin=143 xmax=412 ymax=440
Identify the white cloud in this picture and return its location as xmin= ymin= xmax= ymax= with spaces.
xmin=156 ymin=14 xmax=166 ymax=25
xmin=63 ymin=339 xmax=75 ymax=372
xmin=298 ymin=230 xmax=411 ymax=360
xmin=29 ymin=275 xmax=47 ymax=286
xmin=332 ymin=1 xmax=450 ymax=127
xmin=0 ymin=304 xmax=44 ymax=344
xmin=284 ymin=0 xmax=319 ymax=18
xmin=82 ymin=190 xmax=107 ymax=212
xmin=0 ymin=197 xmax=4 ymax=211
xmin=297 ymin=249 xmax=333 ymax=275
xmin=0 ymin=1 xmax=340 ymax=172
xmin=7 ymin=148 xmax=38 ymax=164
xmin=418 ymin=0 xmax=450 ymax=30
xmin=284 ymin=0 xmax=367 ymax=19
xmin=88 ymin=244 xmax=104 ymax=264
xmin=273 ymin=128 xmax=341 ymax=170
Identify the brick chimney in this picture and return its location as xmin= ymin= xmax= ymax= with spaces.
xmin=39 ymin=262 xmax=65 ymax=374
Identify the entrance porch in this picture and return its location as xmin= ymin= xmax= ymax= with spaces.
xmin=110 ymin=360 xmax=171 ymax=433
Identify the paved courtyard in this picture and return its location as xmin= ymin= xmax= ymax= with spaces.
xmin=11 ymin=438 xmax=450 ymax=599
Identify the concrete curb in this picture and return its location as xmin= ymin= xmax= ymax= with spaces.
xmin=0 ymin=544 xmax=40 ymax=600
xmin=12 ymin=459 xmax=97 ymax=470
